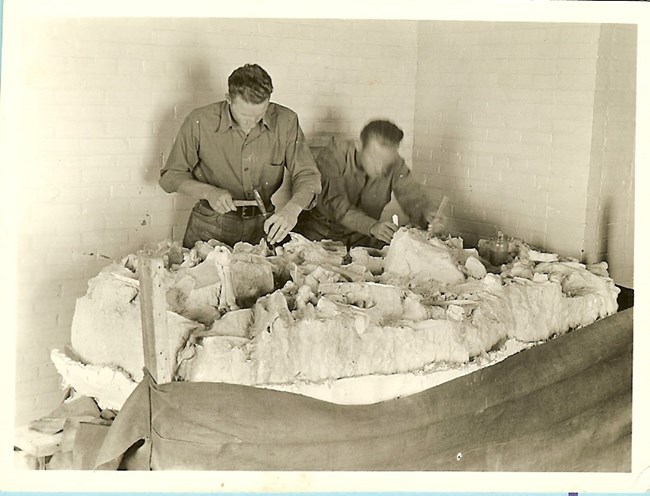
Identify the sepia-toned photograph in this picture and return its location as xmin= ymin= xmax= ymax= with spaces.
xmin=2 ymin=0 xmax=648 ymax=492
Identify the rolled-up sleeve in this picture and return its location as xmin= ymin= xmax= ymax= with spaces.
xmin=317 ymin=142 xmax=377 ymax=236
xmin=159 ymin=114 xmax=200 ymax=193
xmin=283 ymin=115 xmax=321 ymax=210
xmin=392 ymin=162 xmax=438 ymax=227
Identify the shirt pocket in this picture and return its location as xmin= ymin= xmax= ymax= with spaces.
xmin=259 ymin=139 xmax=285 ymax=192
xmin=269 ymin=142 xmax=285 ymax=167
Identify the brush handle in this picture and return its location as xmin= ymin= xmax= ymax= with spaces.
xmin=434 ymin=196 xmax=449 ymax=221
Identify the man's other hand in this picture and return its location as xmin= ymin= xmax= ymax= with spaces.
xmin=369 ymin=221 xmax=398 ymax=244
xmin=265 ymin=202 xmax=302 ymax=244
xmin=206 ymin=188 xmax=237 ymax=214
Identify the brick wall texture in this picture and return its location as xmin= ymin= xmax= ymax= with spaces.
xmin=8 ymin=18 xmax=636 ymax=426
xmin=413 ymin=21 xmax=635 ymax=273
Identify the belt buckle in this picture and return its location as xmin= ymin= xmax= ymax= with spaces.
xmin=240 ymin=205 xmax=258 ymax=218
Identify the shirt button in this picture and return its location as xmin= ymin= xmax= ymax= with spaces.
xmin=244 ymin=167 xmax=249 ymax=172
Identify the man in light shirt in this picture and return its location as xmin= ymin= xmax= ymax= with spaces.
xmin=160 ymin=64 xmax=321 ymax=248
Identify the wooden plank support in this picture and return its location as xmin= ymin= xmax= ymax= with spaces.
xmin=137 ymin=251 xmax=172 ymax=384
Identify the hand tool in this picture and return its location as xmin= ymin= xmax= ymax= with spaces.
xmin=252 ymin=189 xmax=268 ymax=217
xmin=428 ymin=195 xmax=449 ymax=234
xmin=252 ymin=189 xmax=275 ymax=253
xmin=433 ymin=196 xmax=449 ymax=223
xmin=342 ymin=237 xmax=352 ymax=265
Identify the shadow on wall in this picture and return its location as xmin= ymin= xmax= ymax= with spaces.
xmin=427 ymin=126 xmax=494 ymax=248
xmin=600 ymin=197 xmax=610 ymax=267
xmin=146 ymin=60 xmax=227 ymax=233
xmin=478 ymin=208 xmax=507 ymax=247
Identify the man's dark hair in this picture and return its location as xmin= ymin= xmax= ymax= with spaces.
xmin=360 ymin=120 xmax=404 ymax=147
xmin=227 ymin=64 xmax=273 ymax=104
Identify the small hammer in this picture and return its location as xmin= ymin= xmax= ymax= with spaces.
xmin=233 ymin=199 xmax=258 ymax=207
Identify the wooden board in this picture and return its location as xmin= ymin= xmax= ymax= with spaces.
xmin=137 ymin=252 xmax=172 ymax=384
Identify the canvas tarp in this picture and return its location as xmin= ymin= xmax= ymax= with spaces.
xmin=93 ymin=307 xmax=633 ymax=471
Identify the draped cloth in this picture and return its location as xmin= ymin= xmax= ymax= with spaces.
xmin=92 ymin=308 xmax=632 ymax=471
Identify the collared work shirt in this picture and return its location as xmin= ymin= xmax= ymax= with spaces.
xmin=298 ymin=138 xmax=438 ymax=241
xmin=159 ymin=101 xmax=321 ymax=210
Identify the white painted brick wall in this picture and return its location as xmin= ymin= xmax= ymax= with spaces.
xmin=584 ymin=24 xmax=636 ymax=288
xmin=11 ymin=17 xmax=636 ymax=427
xmin=413 ymin=21 xmax=632 ymax=263
xmin=12 ymin=17 xmax=418 ymax=426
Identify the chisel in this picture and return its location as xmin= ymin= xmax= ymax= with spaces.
xmin=433 ymin=195 xmax=449 ymax=224
xmin=252 ymin=189 xmax=275 ymax=253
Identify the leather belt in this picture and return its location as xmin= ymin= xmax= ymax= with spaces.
xmin=229 ymin=205 xmax=275 ymax=218
xmin=233 ymin=205 xmax=262 ymax=218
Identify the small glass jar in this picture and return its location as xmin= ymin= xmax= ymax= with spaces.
xmin=490 ymin=230 xmax=509 ymax=266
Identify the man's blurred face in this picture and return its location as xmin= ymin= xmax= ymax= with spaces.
xmin=227 ymin=94 xmax=269 ymax=134
xmin=359 ymin=136 xmax=400 ymax=178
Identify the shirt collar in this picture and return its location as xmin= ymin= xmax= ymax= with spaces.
xmin=352 ymin=144 xmax=366 ymax=173
xmin=261 ymin=105 xmax=276 ymax=131
xmin=215 ymin=100 xmax=276 ymax=134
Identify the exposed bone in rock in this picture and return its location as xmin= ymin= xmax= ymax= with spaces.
xmin=170 ymin=242 xmax=274 ymax=315
xmin=384 ymin=228 xmax=465 ymax=285
xmin=57 ymin=227 xmax=620 ymax=410
xmin=529 ymin=249 xmax=559 ymax=263
xmin=177 ymin=228 xmax=618 ymax=386
xmin=213 ymin=248 xmax=237 ymax=312
xmin=318 ymin=282 xmax=430 ymax=323
xmin=294 ymin=284 xmax=317 ymax=314
xmin=230 ymin=253 xmax=274 ymax=307
xmin=249 ymin=290 xmax=295 ymax=338
xmin=587 ymin=261 xmax=610 ymax=278
xmin=166 ymin=257 xmax=222 ymax=325
xmin=501 ymin=260 xmax=535 ymax=280
xmin=208 ymin=308 xmax=254 ymax=338
xmin=280 ymin=233 xmax=345 ymax=266
xmin=464 ymin=256 xmax=487 ymax=279
xmin=350 ymin=247 xmax=384 ymax=275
